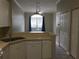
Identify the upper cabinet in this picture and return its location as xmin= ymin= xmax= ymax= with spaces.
xmin=0 ymin=0 xmax=9 ymax=26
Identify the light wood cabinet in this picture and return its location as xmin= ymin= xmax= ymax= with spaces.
xmin=2 ymin=47 xmax=9 ymax=59
xmin=1 ymin=40 xmax=54 ymax=59
xmin=25 ymin=41 xmax=53 ymax=59
xmin=0 ymin=0 xmax=9 ymax=26
xmin=42 ymin=41 xmax=52 ymax=59
xmin=26 ymin=41 xmax=41 ymax=59
xmin=0 ymin=50 xmax=3 ymax=59
xmin=9 ymin=42 xmax=26 ymax=59
xmin=0 ymin=46 xmax=9 ymax=59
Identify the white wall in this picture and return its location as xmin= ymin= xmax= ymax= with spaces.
xmin=0 ymin=0 xmax=9 ymax=27
xmin=43 ymin=13 xmax=53 ymax=32
xmin=12 ymin=1 xmax=25 ymax=32
xmin=24 ymin=13 xmax=53 ymax=32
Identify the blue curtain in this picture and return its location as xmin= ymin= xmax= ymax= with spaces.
xmin=29 ymin=16 xmax=31 ymax=31
xmin=42 ymin=16 xmax=45 ymax=31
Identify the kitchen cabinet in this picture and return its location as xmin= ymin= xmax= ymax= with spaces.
xmin=0 ymin=49 xmax=3 ymax=59
xmin=26 ymin=41 xmax=41 ymax=59
xmin=42 ymin=41 xmax=52 ymax=59
xmin=9 ymin=40 xmax=53 ymax=59
xmin=9 ymin=42 xmax=26 ymax=59
xmin=0 ymin=32 xmax=55 ymax=59
xmin=2 ymin=47 xmax=9 ymax=59
xmin=0 ymin=0 xmax=9 ymax=26
xmin=0 ymin=46 xmax=9 ymax=59
xmin=25 ymin=40 xmax=53 ymax=59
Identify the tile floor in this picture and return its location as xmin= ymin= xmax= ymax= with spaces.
xmin=56 ymin=45 xmax=74 ymax=59
xmin=56 ymin=36 xmax=74 ymax=59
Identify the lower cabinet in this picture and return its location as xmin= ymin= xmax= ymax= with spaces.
xmin=6 ymin=40 xmax=54 ymax=59
xmin=25 ymin=41 xmax=41 ymax=59
xmin=0 ymin=46 xmax=9 ymax=59
xmin=9 ymin=42 xmax=26 ymax=59
xmin=25 ymin=41 xmax=52 ymax=59
xmin=42 ymin=41 xmax=52 ymax=59
xmin=2 ymin=47 xmax=9 ymax=59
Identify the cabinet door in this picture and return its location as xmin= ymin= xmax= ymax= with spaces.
xmin=42 ymin=41 xmax=52 ymax=59
xmin=26 ymin=41 xmax=41 ymax=59
xmin=9 ymin=42 xmax=26 ymax=59
xmin=2 ymin=47 xmax=9 ymax=59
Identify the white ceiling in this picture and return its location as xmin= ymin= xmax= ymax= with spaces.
xmin=15 ymin=0 xmax=57 ymax=13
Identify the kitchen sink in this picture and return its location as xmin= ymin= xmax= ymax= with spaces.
xmin=0 ymin=37 xmax=25 ymax=42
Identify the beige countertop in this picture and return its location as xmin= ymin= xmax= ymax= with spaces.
xmin=0 ymin=41 xmax=9 ymax=50
xmin=0 ymin=32 xmax=56 ymax=50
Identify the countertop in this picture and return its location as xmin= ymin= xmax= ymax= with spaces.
xmin=0 ymin=41 xmax=9 ymax=50
xmin=0 ymin=32 xmax=56 ymax=50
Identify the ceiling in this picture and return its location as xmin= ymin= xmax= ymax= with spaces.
xmin=15 ymin=0 xmax=57 ymax=13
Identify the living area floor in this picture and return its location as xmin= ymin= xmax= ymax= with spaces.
xmin=56 ymin=45 xmax=74 ymax=59
xmin=56 ymin=36 xmax=74 ymax=59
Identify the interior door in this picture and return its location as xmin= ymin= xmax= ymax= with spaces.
xmin=71 ymin=9 xmax=79 ymax=58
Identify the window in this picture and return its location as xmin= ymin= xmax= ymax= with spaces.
xmin=31 ymin=14 xmax=43 ymax=31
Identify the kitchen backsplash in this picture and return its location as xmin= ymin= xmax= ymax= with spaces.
xmin=0 ymin=26 xmax=10 ymax=38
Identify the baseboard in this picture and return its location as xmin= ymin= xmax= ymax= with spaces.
xmin=69 ymin=54 xmax=75 ymax=59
